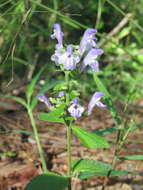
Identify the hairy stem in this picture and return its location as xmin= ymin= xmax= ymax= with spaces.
xmin=27 ymin=107 xmax=48 ymax=173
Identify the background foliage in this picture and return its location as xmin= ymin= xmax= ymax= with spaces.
xmin=1 ymin=0 xmax=143 ymax=101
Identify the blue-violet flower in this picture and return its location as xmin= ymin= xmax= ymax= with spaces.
xmin=51 ymin=45 xmax=80 ymax=70
xmin=68 ymin=98 xmax=84 ymax=119
xmin=88 ymin=92 xmax=106 ymax=115
xmin=37 ymin=93 xmax=52 ymax=110
xmin=51 ymin=24 xmax=64 ymax=48
xmin=81 ymin=48 xmax=104 ymax=72
xmin=79 ymin=28 xmax=97 ymax=56
xmin=58 ymin=91 xmax=65 ymax=97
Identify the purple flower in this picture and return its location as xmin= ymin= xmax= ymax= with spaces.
xmin=58 ymin=91 xmax=65 ymax=97
xmin=73 ymin=97 xmax=78 ymax=104
xmin=68 ymin=98 xmax=84 ymax=119
xmin=79 ymin=28 xmax=97 ymax=56
xmin=51 ymin=24 xmax=64 ymax=47
xmin=37 ymin=93 xmax=52 ymax=109
xmin=51 ymin=45 xmax=63 ymax=66
xmin=88 ymin=92 xmax=106 ymax=115
xmin=81 ymin=48 xmax=104 ymax=72
xmin=51 ymin=45 xmax=80 ymax=70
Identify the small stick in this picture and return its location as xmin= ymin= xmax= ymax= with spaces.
xmin=98 ymin=13 xmax=132 ymax=47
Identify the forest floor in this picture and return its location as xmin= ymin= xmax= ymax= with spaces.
xmin=0 ymin=97 xmax=143 ymax=190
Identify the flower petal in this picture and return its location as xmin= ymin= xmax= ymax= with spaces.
xmin=92 ymin=92 xmax=105 ymax=99
xmin=90 ymin=61 xmax=99 ymax=72
xmin=79 ymin=28 xmax=97 ymax=56
xmin=81 ymin=48 xmax=103 ymax=72
xmin=88 ymin=92 xmax=106 ymax=115
xmin=51 ymin=45 xmax=80 ymax=70
xmin=58 ymin=91 xmax=65 ymax=97
xmin=51 ymin=24 xmax=64 ymax=47
xmin=37 ymin=94 xmax=52 ymax=109
xmin=68 ymin=103 xmax=84 ymax=119
xmin=96 ymin=101 xmax=107 ymax=108
xmin=73 ymin=97 xmax=78 ymax=104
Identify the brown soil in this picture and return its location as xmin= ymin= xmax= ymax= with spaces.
xmin=0 ymin=97 xmax=143 ymax=190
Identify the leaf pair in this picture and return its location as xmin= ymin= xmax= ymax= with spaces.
xmin=38 ymin=105 xmax=65 ymax=123
xmin=39 ymin=107 xmax=110 ymax=149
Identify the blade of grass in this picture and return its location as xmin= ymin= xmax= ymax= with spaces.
xmin=29 ymin=0 xmax=87 ymax=29
xmin=0 ymin=0 xmax=11 ymax=8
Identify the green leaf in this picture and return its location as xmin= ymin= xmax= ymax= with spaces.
xmin=11 ymin=129 xmax=33 ymax=136
xmin=26 ymin=66 xmax=45 ymax=102
xmin=39 ymin=80 xmax=63 ymax=94
xmin=95 ymin=126 xmax=119 ymax=136
xmin=118 ymin=155 xmax=143 ymax=161
xmin=71 ymin=126 xmax=109 ymax=148
xmin=53 ymin=82 xmax=67 ymax=91
xmin=30 ymin=97 xmax=38 ymax=110
xmin=0 ymin=95 xmax=27 ymax=107
xmin=24 ymin=173 xmax=68 ymax=190
xmin=38 ymin=112 xmax=64 ymax=123
xmin=0 ymin=129 xmax=33 ymax=136
xmin=78 ymin=170 xmax=129 ymax=179
xmin=129 ymin=122 xmax=143 ymax=131
xmin=65 ymin=116 xmax=74 ymax=121
xmin=10 ymin=96 xmax=27 ymax=107
xmin=38 ymin=105 xmax=65 ymax=123
xmin=72 ymin=158 xmax=112 ymax=173
xmin=0 ymin=152 xmax=16 ymax=157
xmin=95 ymin=122 xmax=143 ymax=137
xmin=69 ymin=90 xmax=80 ymax=100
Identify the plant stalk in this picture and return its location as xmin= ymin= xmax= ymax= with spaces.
xmin=27 ymin=107 xmax=48 ymax=173
xmin=65 ymin=71 xmax=70 ymax=106
xmin=67 ymin=124 xmax=72 ymax=190
xmin=65 ymin=71 xmax=72 ymax=190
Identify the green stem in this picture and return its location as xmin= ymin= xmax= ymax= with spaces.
xmin=27 ymin=107 xmax=48 ymax=173
xmin=67 ymin=124 xmax=72 ymax=190
xmin=65 ymin=71 xmax=70 ymax=106
xmin=65 ymin=71 xmax=72 ymax=190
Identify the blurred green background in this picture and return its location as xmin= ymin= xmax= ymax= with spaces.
xmin=0 ymin=0 xmax=143 ymax=102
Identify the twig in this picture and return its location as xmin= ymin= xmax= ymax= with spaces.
xmin=98 ymin=13 xmax=132 ymax=46
xmin=102 ymin=49 xmax=143 ymax=63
